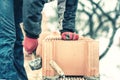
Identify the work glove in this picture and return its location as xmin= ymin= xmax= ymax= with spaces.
xmin=23 ymin=36 xmax=38 ymax=54
xmin=61 ymin=32 xmax=79 ymax=40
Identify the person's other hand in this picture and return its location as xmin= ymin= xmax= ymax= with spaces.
xmin=61 ymin=32 xmax=79 ymax=40
xmin=23 ymin=36 xmax=38 ymax=54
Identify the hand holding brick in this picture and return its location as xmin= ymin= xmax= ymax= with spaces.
xmin=61 ymin=32 xmax=79 ymax=40
xmin=23 ymin=36 xmax=38 ymax=54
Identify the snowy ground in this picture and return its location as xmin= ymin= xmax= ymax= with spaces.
xmin=100 ymin=45 xmax=120 ymax=80
xmin=99 ymin=37 xmax=120 ymax=80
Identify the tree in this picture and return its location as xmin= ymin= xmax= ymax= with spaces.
xmin=76 ymin=0 xmax=120 ymax=60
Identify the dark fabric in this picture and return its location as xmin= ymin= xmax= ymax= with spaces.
xmin=61 ymin=0 xmax=78 ymax=33
xmin=23 ymin=0 xmax=47 ymax=38
xmin=0 ymin=0 xmax=28 ymax=80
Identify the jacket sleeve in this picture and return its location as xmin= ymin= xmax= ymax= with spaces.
xmin=23 ymin=0 xmax=47 ymax=38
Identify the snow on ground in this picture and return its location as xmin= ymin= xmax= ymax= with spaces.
xmin=99 ymin=36 xmax=120 ymax=80
xmin=100 ymin=45 xmax=120 ymax=80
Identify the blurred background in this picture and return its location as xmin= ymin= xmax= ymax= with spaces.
xmin=25 ymin=0 xmax=120 ymax=80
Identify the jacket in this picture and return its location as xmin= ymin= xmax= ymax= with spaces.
xmin=23 ymin=0 xmax=47 ymax=38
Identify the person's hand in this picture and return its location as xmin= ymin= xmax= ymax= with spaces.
xmin=23 ymin=36 xmax=38 ymax=54
xmin=61 ymin=32 xmax=79 ymax=40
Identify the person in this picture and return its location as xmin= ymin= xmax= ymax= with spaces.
xmin=23 ymin=0 xmax=79 ymax=54
xmin=0 ymin=0 xmax=28 ymax=80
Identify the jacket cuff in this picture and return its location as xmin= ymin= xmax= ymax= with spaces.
xmin=25 ymin=30 xmax=39 ymax=39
